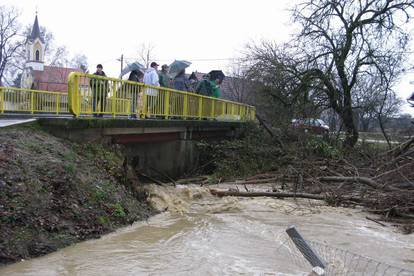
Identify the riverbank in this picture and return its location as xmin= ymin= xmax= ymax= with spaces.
xmin=0 ymin=123 xmax=155 ymax=265
xmin=196 ymin=125 xmax=414 ymax=233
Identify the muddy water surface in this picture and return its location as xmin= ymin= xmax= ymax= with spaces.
xmin=1 ymin=185 xmax=413 ymax=275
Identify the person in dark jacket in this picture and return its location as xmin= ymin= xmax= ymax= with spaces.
xmin=90 ymin=64 xmax=108 ymax=117
xmin=173 ymin=69 xmax=190 ymax=91
xmin=195 ymin=74 xmax=213 ymax=96
xmin=159 ymin=64 xmax=171 ymax=88
xmin=188 ymin=72 xmax=199 ymax=92
xmin=127 ymin=69 xmax=144 ymax=118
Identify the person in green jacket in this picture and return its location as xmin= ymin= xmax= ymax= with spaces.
xmin=158 ymin=64 xmax=171 ymax=88
xmin=211 ymin=79 xmax=221 ymax=98
xmin=196 ymin=71 xmax=224 ymax=98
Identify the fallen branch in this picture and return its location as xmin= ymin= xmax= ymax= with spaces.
xmin=374 ymin=162 xmax=413 ymax=180
xmin=383 ymin=137 xmax=414 ymax=157
xmin=149 ymin=166 xmax=177 ymax=187
xmin=366 ymin=216 xmax=387 ymax=227
xmin=137 ymin=172 xmax=166 ymax=186
xmin=210 ymin=189 xmax=325 ymax=200
xmin=256 ymin=114 xmax=285 ymax=150
xmin=394 ymin=210 xmax=414 ymax=220
xmin=217 ymin=177 xmax=280 ymax=186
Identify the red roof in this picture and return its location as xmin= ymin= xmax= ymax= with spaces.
xmin=32 ymin=66 xmax=82 ymax=93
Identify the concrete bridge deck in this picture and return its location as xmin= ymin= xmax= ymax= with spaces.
xmin=37 ymin=117 xmax=246 ymax=143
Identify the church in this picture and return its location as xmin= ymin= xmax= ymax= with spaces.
xmin=20 ymin=14 xmax=82 ymax=93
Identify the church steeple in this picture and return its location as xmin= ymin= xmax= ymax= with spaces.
xmin=24 ymin=13 xmax=45 ymax=71
xmin=27 ymin=14 xmax=44 ymax=43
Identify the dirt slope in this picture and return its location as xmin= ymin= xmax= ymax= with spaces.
xmin=0 ymin=123 xmax=153 ymax=265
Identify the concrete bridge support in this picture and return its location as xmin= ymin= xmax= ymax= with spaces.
xmin=38 ymin=118 xmax=245 ymax=178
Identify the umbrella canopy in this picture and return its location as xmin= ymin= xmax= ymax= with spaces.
xmin=208 ymin=70 xmax=225 ymax=81
xmin=169 ymin=60 xmax=192 ymax=77
xmin=408 ymin=92 xmax=414 ymax=107
xmin=119 ymin=62 xmax=145 ymax=78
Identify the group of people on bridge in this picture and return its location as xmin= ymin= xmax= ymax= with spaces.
xmin=141 ymin=62 xmax=224 ymax=99
xmin=89 ymin=63 xmax=226 ymax=117
xmin=92 ymin=62 xmax=224 ymax=98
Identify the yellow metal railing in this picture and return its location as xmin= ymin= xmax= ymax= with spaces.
xmin=0 ymin=87 xmax=69 ymax=114
xmin=67 ymin=72 xmax=256 ymax=121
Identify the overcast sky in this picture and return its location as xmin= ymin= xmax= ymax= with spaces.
xmin=4 ymin=0 xmax=414 ymax=115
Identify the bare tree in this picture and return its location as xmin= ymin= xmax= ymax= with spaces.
xmin=227 ymin=62 xmax=255 ymax=103
xmin=292 ymin=0 xmax=414 ymax=147
xmin=244 ymin=41 xmax=326 ymax=125
xmin=48 ymin=46 xmax=70 ymax=67
xmin=354 ymin=72 xmax=403 ymax=133
xmin=70 ymin=54 xmax=88 ymax=72
xmin=137 ymin=42 xmax=155 ymax=68
xmin=0 ymin=6 xmax=24 ymax=86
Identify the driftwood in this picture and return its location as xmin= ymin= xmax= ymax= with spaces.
xmin=374 ymin=162 xmax=413 ymax=180
xmin=149 ymin=166 xmax=177 ymax=186
xmin=137 ymin=172 xmax=166 ymax=186
xmin=218 ymin=177 xmax=280 ymax=186
xmin=388 ymin=137 xmax=414 ymax=157
xmin=210 ymin=189 xmax=325 ymax=200
xmin=366 ymin=216 xmax=387 ymax=227
xmin=256 ymin=114 xmax=285 ymax=150
xmin=209 ymin=189 xmax=369 ymax=206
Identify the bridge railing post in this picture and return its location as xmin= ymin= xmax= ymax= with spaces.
xmin=211 ymin=99 xmax=215 ymax=119
xmin=198 ymin=97 xmax=202 ymax=119
xmin=68 ymin=72 xmax=80 ymax=117
xmin=0 ymin=87 xmax=4 ymax=113
xmin=164 ymin=89 xmax=170 ymax=119
xmin=112 ymin=81 xmax=116 ymax=118
xmin=183 ymin=92 xmax=188 ymax=119
xmin=30 ymin=91 xmax=34 ymax=114
xmin=141 ymin=85 xmax=148 ymax=118
xmin=56 ymin=94 xmax=60 ymax=114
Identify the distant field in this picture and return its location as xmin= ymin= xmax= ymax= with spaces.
xmin=335 ymin=131 xmax=411 ymax=145
xmin=358 ymin=132 xmax=410 ymax=143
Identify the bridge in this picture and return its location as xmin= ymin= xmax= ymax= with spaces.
xmin=0 ymin=73 xmax=255 ymax=177
xmin=0 ymin=72 xmax=255 ymax=121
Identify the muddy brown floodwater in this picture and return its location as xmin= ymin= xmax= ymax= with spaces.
xmin=1 ymin=184 xmax=413 ymax=275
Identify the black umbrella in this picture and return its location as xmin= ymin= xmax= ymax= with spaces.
xmin=208 ymin=70 xmax=225 ymax=81
xmin=408 ymin=92 xmax=414 ymax=107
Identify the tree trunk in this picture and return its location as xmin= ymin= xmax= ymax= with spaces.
xmin=342 ymin=91 xmax=358 ymax=148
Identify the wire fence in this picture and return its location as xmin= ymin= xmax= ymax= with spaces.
xmin=277 ymin=227 xmax=414 ymax=276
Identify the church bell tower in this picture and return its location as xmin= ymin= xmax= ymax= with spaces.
xmin=25 ymin=13 xmax=45 ymax=71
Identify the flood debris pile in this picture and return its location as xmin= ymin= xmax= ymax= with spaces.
xmin=197 ymin=125 xmax=414 ymax=233
xmin=0 ymin=125 xmax=153 ymax=265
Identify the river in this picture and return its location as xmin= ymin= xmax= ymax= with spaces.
xmin=1 ymin=184 xmax=413 ymax=275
